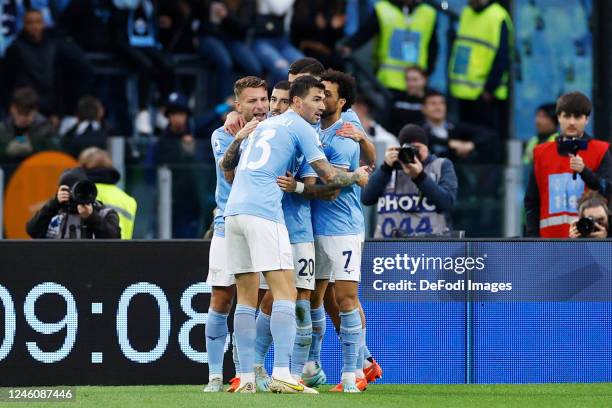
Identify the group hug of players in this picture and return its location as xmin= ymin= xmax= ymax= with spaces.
xmin=204 ymin=57 xmax=382 ymax=394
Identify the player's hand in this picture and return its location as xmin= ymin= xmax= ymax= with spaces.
xmin=568 ymin=222 xmax=580 ymax=238
xmin=384 ymin=147 xmax=399 ymax=167
xmin=569 ymin=153 xmax=585 ymax=173
xmin=355 ymin=165 xmax=370 ymax=187
xmin=56 ymin=185 xmax=71 ymax=204
xmin=77 ymin=203 xmax=93 ymax=219
xmin=277 ymin=171 xmax=297 ymax=192
xmin=236 ymin=119 xmax=259 ymax=141
xmin=401 ymin=155 xmax=424 ymax=179
xmin=223 ymin=111 xmax=245 ymax=136
xmin=336 ymin=123 xmax=364 ymax=142
xmin=590 ymin=222 xmax=607 ymax=238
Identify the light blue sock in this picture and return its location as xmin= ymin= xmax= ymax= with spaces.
xmin=270 ymin=300 xmax=296 ymax=370
xmin=232 ymin=333 xmax=240 ymax=374
xmin=339 ymin=308 xmax=362 ymax=374
xmin=355 ymin=329 xmax=365 ymax=371
xmin=308 ymin=305 xmax=326 ymax=363
xmin=205 ymin=309 xmax=228 ymax=376
xmin=254 ymin=311 xmax=272 ymax=365
xmin=291 ymin=300 xmax=312 ymax=376
xmin=234 ymin=304 xmax=256 ymax=374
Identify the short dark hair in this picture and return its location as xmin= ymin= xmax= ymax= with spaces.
xmin=11 ymin=87 xmax=39 ymax=113
xmin=77 ymin=96 xmax=103 ymax=121
xmin=423 ymin=89 xmax=445 ymax=104
xmin=578 ymin=191 xmax=610 ymax=216
xmin=405 ymin=65 xmax=427 ymax=77
xmin=273 ymin=80 xmax=291 ymax=91
xmin=289 ymin=76 xmax=325 ymax=102
xmin=555 ymin=91 xmax=592 ymax=117
xmin=536 ymin=103 xmax=558 ymax=126
xmin=320 ymin=69 xmax=356 ymax=112
xmin=234 ymin=76 xmax=267 ymax=99
xmin=288 ymin=57 xmax=325 ymax=77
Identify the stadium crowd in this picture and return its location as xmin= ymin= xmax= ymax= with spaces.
xmin=0 ymin=0 xmax=609 ymax=240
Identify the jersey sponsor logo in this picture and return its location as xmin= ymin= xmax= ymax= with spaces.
xmin=377 ymin=193 xmax=437 ymax=213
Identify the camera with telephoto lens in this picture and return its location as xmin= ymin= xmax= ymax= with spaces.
xmin=576 ymin=216 xmax=595 ymax=237
xmin=61 ymin=180 xmax=98 ymax=212
xmin=394 ymin=144 xmax=419 ymax=169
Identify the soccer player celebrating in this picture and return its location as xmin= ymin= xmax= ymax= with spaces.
xmin=306 ymin=70 xmax=366 ymax=392
xmin=203 ymin=77 xmax=268 ymax=392
xmin=221 ymin=76 xmax=369 ymax=393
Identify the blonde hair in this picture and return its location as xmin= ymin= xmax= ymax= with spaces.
xmin=78 ymin=147 xmax=113 ymax=169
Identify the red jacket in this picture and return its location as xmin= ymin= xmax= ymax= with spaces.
xmin=533 ymin=139 xmax=609 ymax=237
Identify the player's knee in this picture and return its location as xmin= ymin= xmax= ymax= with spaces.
xmin=336 ymin=293 xmax=358 ymax=312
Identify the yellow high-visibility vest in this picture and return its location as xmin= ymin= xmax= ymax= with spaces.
xmin=374 ymin=1 xmax=436 ymax=91
xmin=449 ymin=3 xmax=513 ymax=100
xmin=95 ymin=183 xmax=137 ymax=239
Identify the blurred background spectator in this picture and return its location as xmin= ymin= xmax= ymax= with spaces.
xmin=0 ymin=87 xmax=57 ymax=164
xmin=522 ymin=103 xmax=558 ymax=166
xmin=339 ymin=0 xmax=438 ymax=92
xmin=194 ymin=0 xmax=261 ymax=104
xmin=420 ymin=90 xmax=498 ymax=164
xmin=291 ymin=0 xmax=346 ymax=72
xmin=448 ymin=0 xmax=513 ymax=136
xmin=389 ymin=65 xmax=429 ymax=135
xmin=113 ymin=0 xmax=176 ymax=135
xmin=353 ymin=95 xmax=398 ymax=160
xmin=4 ymin=8 xmax=93 ymax=117
xmin=252 ymin=0 xmax=303 ymax=85
xmin=61 ymin=96 xmax=109 ymax=158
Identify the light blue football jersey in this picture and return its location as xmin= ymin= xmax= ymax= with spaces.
xmin=312 ymin=118 xmax=365 ymax=236
xmin=224 ymin=110 xmax=326 ymax=224
xmin=340 ymin=109 xmax=365 ymax=133
xmin=283 ymin=157 xmax=316 ymax=244
xmin=211 ymin=127 xmax=234 ymax=237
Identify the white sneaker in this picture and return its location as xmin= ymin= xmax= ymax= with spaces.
xmin=202 ymin=378 xmax=223 ymax=392
xmin=135 ymin=110 xmax=153 ymax=135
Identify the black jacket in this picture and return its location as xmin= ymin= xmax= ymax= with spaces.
xmin=26 ymin=167 xmax=121 ymax=239
xmin=26 ymin=198 xmax=121 ymax=239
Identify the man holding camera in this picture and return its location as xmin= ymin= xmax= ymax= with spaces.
xmin=569 ymin=192 xmax=610 ymax=239
xmin=524 ymin=91 xmax=612 ymax=238
xmin=26 ymin=167 xmax=121 ymax=239
xmin=362 ymin=124 xmax=458 ymax=238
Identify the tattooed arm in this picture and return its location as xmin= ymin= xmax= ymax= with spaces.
xmin=310 ymin=158 xmax=369 ymax=188
xmin=277 ymin=174 xmax=341 ymax=200
xmin=219 ymin=119 xmax=259 ymax=173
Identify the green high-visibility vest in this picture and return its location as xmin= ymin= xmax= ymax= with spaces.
xmin=449 ymin=3 xmax=513 ymax=100
xmin=95 ymin=183 xmax=137 ymax=239
xmin=374 ymin=1 xmax=436 ymax=91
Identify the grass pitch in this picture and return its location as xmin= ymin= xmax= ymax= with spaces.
xmin=1 ymin=383 xmax=611 ymax=408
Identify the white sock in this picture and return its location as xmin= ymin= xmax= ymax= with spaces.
xmin=272 ymin=366 xmax=294 ymax=382
xmin=209 ymin=374 xmax=222 ymax=382
xmin=240 ymin=372 xmax=255 ymax=384
xmin=355 ymin=368 xmax=365 ymax=379
xmin=341 ymin=372 xmax=356 ymax=385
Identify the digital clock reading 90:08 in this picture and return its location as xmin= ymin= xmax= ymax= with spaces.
xmin=0 ymin=282 xmax=228 ymax=364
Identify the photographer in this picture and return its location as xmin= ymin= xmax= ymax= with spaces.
xmin=26 ymin=167 xmax=121 ymax=239
xmin=569 ymin=192 xmax=610 ymax=239
xmin=524 ymin=91 xmax=612 ymax=238
xmin=362 ymin=124 xmax=458 ymax=238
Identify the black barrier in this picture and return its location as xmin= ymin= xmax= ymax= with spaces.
xmin=0 ymin=241 xmax=227 ymax=386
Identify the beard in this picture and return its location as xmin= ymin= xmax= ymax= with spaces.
xmin=321 ymin=108 xmax=336 ymax=118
